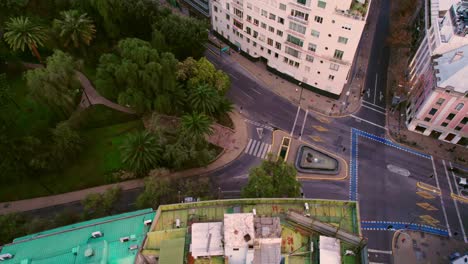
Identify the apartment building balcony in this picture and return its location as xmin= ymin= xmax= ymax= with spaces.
xmin=288 ymin=1 xmax=312 ymax=11
xmin=287 ymin=15 xmax=309 ymax=26
xmin=334 ymin=0 xmax=370 ymax=21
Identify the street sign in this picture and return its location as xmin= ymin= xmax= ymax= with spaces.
xmin=256 ymin=127 xmax=264 ymax=139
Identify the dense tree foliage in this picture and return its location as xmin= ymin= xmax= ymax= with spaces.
xmin=82 ymin=186 xmax=122 ymax=218
xmin=24 ymin=50 xmax=80 ymax=118
xmin=53 ymin=10 xmax=96 ymax=51
xmin=120 ymin=131 xmax=163 ymax=176
xmin=242 ymin=158 xmax=301 ymax=198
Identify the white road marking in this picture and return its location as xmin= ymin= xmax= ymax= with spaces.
xmin=239 ymin=89 xmax=253 ymax=100
xmin=368 ymin=249 xmax=392 ymax=255
xmin=245 ymin=139 xmax=253 ymax=153
xmin=249 ymin=87 xmax=261 ymax=94
xmin=361 ymin=104 xmax=386 ymax=115
xmin=362 ymin=100 xmax=386 ymax=110
xmin=443 ymin=160 xmax=467 ymax=243
xmin=449 ymin=162 xmax=461 ymax=196
xmin=244 ymin=119 xmax=274 ymax=131
xmin=290 ymin=106 xmax=302 ymax=136
xmin=257 ymin=142 xmax=265 ymax=157
xmin=350 ymin=114 xmax=387 ymax=130
xmin=228 ymin=73 xmax=239 ymax=80
xmin=244 ymin=139 xmax=271 ymax=159
xmin=248 ymin=140 xmax=259 ymax=155
xmin=299 ymin=109 xmax=309 ymax=140
xmin=431 ymin=157 xmax=452 ymax=237
xmin=373 ymin=74 xmax=378 ymax=104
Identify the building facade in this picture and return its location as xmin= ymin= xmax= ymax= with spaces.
xmin=406 ymin=0 xmax=468 ymax=146
xmin=181 ymin=0 xmax=211 ymax=17
xmin=210 ymin=0 xmax=369 ymax=98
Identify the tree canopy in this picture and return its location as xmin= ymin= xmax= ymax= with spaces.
xmin=242 ymin=158 xmax=301 ymax=198
xmin=120 ymin=131 xmax=162 ymax=176
xmin=53 ymin=9 xmax=96 ymax=49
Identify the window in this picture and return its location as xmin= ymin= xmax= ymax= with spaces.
xmin=290 ymin=10 xmax=309 ymax=21
xmin=287 ymin=34 xmax=304 ymax=47
xmin=269 ymin=13 xmax=276 ymax=20
xmin=424 ymin=117 xmax=431 ymax=122
xmin=289 ymin=21 xmax=306 ymax=34
xmin=233 ymin=19 xmax=243 ymax=30
xmin=436 ymin=98 xmax=445 ymax=105
xmin=441 ymin=122 xmax=448 ymax=127
xmin=306 ymin=55 xmax=314 ymax=62
xmin=226 ymin=3 xmax=230 ymax=10
xmin=214 ymin=6 xmax=218 ymax=12
xmin=269 ymin=26 xmax=274 ymax=32
xmin=330 ymin=63 xmax=339 ymax=71
xmin=333 ymin=49 xmax=344 ymax=60
xmin=279 ymin=3 xmax=286 ymax=10
xmin=267 ymin=38 xmax=273 ymax=46
xmin=445 ymin=133 xmax=456 ymax=141
xmin=247 ymin=38 xmax=250 ymax=43
xmin=253 ymin=19 xmax=259 ymax=26
xmin=294 ymin=62 xmax=300 ymax=68
xmin=261 ymin=9 xmax=267 ymax=17
xmin=253 ymin=31 xmax=258 ymax=38
xmin=462 ymin=117 xmax=468 ymax=124
xmin=247 ymin=3 xmax=252 ymax=9
xmin=285 ymin=46 xmax=300 ymax=58
xmin=455 ymin=126 xmax=462 ymax=131
xmin=314 ymin=16 xmax=323 ymax=23
xmin=226 ymin=14 xmax=230 ymax=20
xmin=275 ymin=42 xmax=281 ymax=50
xmin=234 ymin=8 xmax=243 ymax=18
xmin=277 ymin=17 xmax=284 ymax=24
xmin=342 ymin=25 xmax=351 ymax=30
xmin=246 ymin=27 xmax=251 ymax=35
xmin=415 ymin=125 xmax=427 ymax=133
xmin=283 ymin=57 xmax=289 ymax=63
xmin=276 ymin=30 xmax=283 ymax=36
xmin=455 ymin=103 xmax=464 ymax=110
xmin=318 ymin=0 xmax=326 ymax=8
xmin=311 ymin=30 xmax=320 ymax=37
xmin=267 ymin=49 xmax=271 ymax=54
xmin=428 ymin=108 xmax=437 ymax=115
xmin=446 ymin=113 xmax=455 ymax=120
xmin=297 ymin=0 xmax=307 ymax=5
xmin=338 ymin=36 xmax=348 ymax=44
xmin=253 ymin=41 xmax=257 ymax=47
xmin=308 ymin=43 xmax=317 ymax=52
xmin=226 ymin=24 xmax=230 ymax=29
xmin=247 ymin=15 xmax=252 ymax=22
xmin=328 ymin=75 xmax=335 ymax=81
xmin=261 ymin=22 xmax=266 ymax=29
xmin=214 ymin=16 xmax=217 ymax=21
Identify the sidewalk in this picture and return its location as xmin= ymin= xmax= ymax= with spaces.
xmin=0 ymin=111 xmax=248 ymax=215
xmin=386 ymin=86 xmax=467 ymax=165
xmin=393 ymin=230 xmax=467 ymax=263
xmin=212 ymin=0 xmax=380 ymax=117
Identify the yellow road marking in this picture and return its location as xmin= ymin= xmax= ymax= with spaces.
xmin=416 ymin=182 xmax=441 ymax=196
xmin=309 ymin=135 xmax=324 ymax=142
xmin=416 ymin=202 xmax=438 ymax=211
xmin=315 ymin=116 xmax=331 ymax=124
xmin=451 ymin=193 xmax=468 ymax=204
xmin=419 ymin=215 xmax=440 ymax=226
xmin=416 ymin=191 xmax=435 ymax=199
xmin=312 ymin=125 xmax=328 ymax=132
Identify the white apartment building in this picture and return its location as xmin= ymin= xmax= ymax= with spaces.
xmin=405 ymin=0 xmax=467 ymax=145
xmin=210 ymin=0 xmax=370 ymax=98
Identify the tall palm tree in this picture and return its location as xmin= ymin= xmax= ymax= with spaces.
xmin=53 ymin=10 xmax=96 ymax=49
xmin=120 ymin=131 xmax=162 ymax=176
xmin=3 ymin=16 xmax=48 ymax=62
xmin=189 ymin=83 xmax=220 ymax=116
xmin=180 ymin=112 xmax=213 ymax=143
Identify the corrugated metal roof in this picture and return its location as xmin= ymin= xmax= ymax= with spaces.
xmin=0 ymin=209 xmax=155 ymax=264
xmin=159 ymin=238 xmax=185 ymax=264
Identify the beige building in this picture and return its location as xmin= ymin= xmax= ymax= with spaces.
xmin=210 ymin=0 xmax=370 ymax=98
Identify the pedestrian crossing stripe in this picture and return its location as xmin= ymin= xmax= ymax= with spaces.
xmin=244 ymin=139 xmax=272 ymax=159
xmin=312 ymin=125 xmax=328 ymax=132
xmin=244 ymin=119 xmax=274 ymax=131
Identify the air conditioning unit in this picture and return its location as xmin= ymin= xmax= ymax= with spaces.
xmin=91 ymin=231 xmax=103 ymax=238
xmin=143 ymin=219 xmax=152 ymax=226
xmin=120 ymin=237 xmax=130 ymax=243
xmin=129 ymin=245 xmax=139 ymax=251
xmin=0 ymin=254 xmax=13 ymax=261
xmin=176 ymin=219 xmax=181 ymax=228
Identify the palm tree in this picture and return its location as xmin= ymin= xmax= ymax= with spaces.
xmin=120 ymin=131 xmax=162 ymax=176
xmin=180 ymin=112 xmax=213 ymax=143
xmin=53 ymin=10 xmax=96 ymax=49
xmin=3 ymin=16 xmax=48 ymax=62
xmin=189 ymin=83 xmax=220 ymax=115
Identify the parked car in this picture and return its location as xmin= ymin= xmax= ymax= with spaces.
xmin=458 ymin=178 xmax=468 ymax=189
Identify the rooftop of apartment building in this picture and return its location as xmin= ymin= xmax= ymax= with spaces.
xmin=433 ymin=44 xmax=468 ymax=92
xmin=0 ymin=209 xmax=156 ymax=264
xmin=431 ymin=0 xmax=468 ymax=54
xmin=139 ymin=198 xmax=366 ymax=264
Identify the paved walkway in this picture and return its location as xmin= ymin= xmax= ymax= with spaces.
xmin=0 ymin=111 xmax=248 ymax=214
xmin=393 ymin=230 xmax=467 ymax=263
xmin=22 ymin=63 xmax=135 ymax=114
xmin=210 ymin=0 xmax=380 ymax=117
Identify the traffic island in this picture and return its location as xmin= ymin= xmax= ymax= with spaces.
xmin=271 ymin=130 xmax=348 ymax=180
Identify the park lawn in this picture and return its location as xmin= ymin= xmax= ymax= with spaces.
xmin=0 ymin=120 xmax=143 ymax=202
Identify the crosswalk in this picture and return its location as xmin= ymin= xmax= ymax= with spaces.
xmin=244 ymin=139 xmax=272 ymax=159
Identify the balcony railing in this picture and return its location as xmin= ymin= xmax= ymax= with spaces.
xmin=287 ymin=15 xmax=309 ymax=25
xmin=334 ymin=7 xmax=366 ymax=21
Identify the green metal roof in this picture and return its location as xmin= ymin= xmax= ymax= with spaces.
xmin=0 ymin=209 xmax=155 ymax=264
xmin=158 ymin=238 xmax=185 ymax=264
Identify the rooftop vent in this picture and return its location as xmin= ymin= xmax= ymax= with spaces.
xmin=120 ymin=237 xmax=130 ymax=243
xmin=244 ymin=234 xmax=251 ymax=242
xmin=91 ymin=231 xmax=103 ymax=238
xmin=450 ymin=51 xmax=464 ymax=63
xmin=143 ymin=219 xmax=152 ymax=226
xmin=0 ymin=254 xmax=13 ymax=261
xmin=84 ymin=248 xmax=94 ymax=258
xmin=129 ymin=245 xmax=139 ymax=251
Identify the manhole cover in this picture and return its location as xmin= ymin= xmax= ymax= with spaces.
xmin=387 ymin=164 xmax=411 ymax=177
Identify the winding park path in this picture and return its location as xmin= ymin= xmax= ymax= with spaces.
xmin=23 ymin=62 xmax=135 ymax=114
